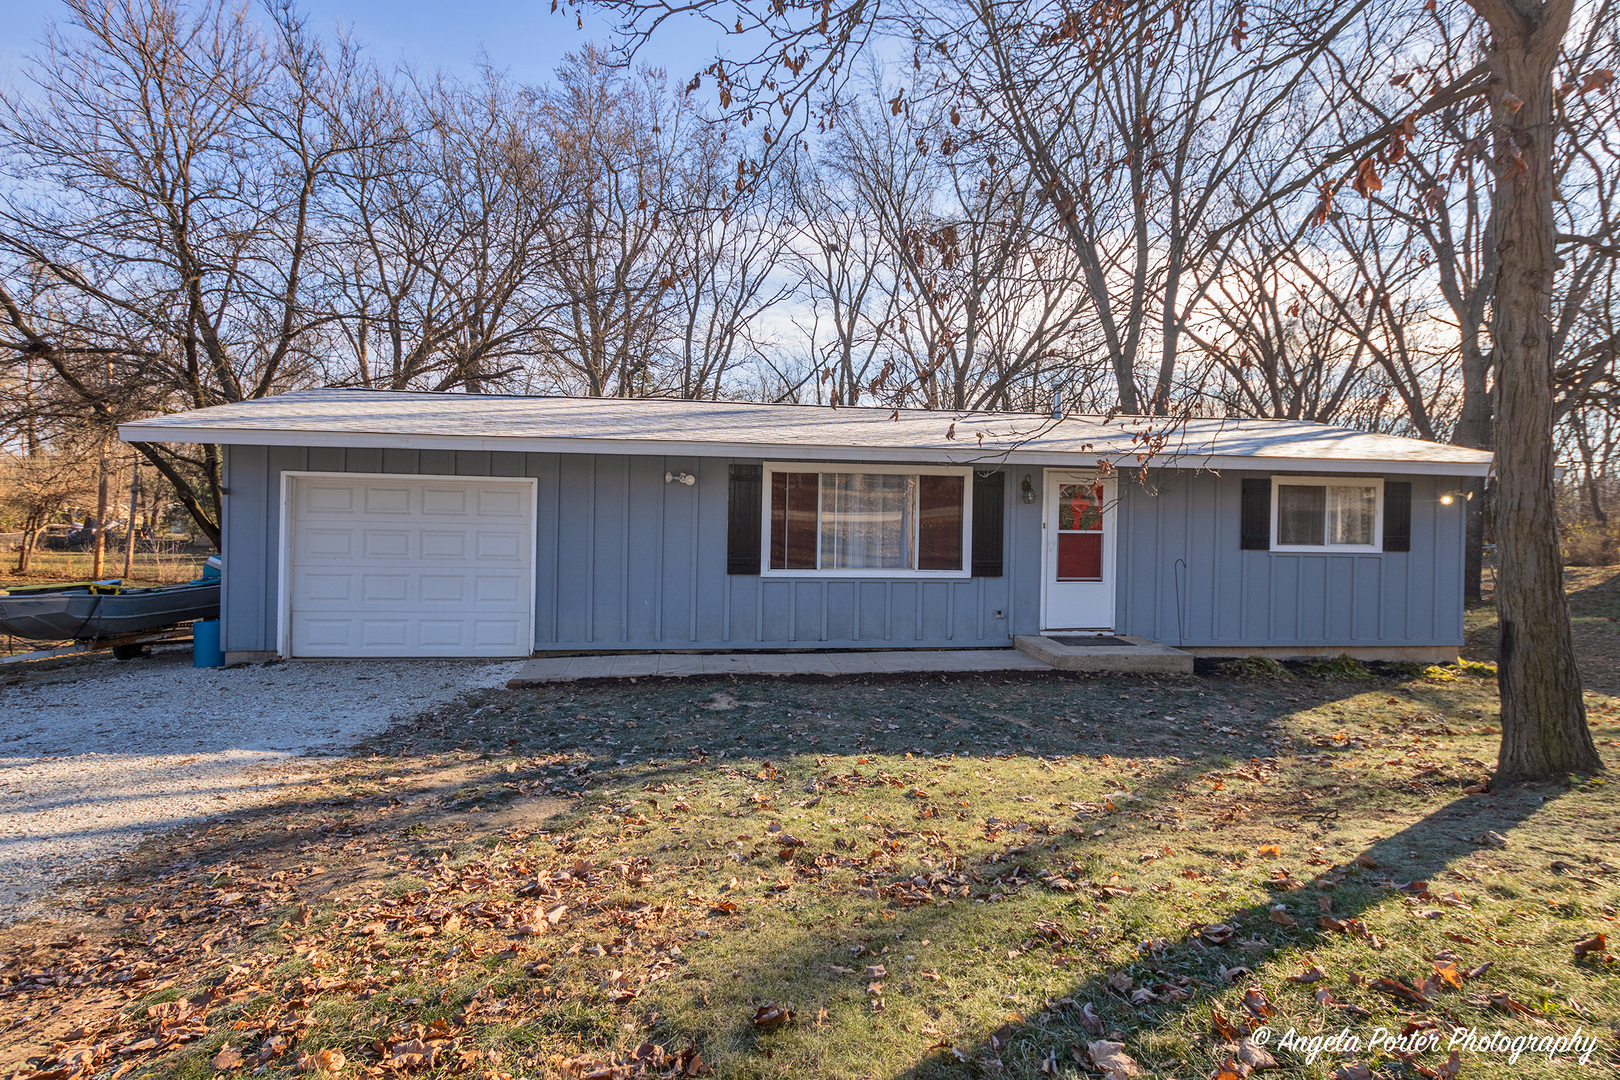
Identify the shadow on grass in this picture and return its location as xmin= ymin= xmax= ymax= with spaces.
xmin=881 ymin=792 xmax=1553 ymax=1078
xmin=22 ymin=667 xmax=1560 ymax=1080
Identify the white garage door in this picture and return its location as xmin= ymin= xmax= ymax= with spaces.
xmin=285 ymin=474 xmax=535 ymax=658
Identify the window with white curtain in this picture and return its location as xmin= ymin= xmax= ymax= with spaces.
xmin=761 ymin=463 xmax=972 ymax=576
xmin=1271 ymin=477 xmax=1384 ymax=551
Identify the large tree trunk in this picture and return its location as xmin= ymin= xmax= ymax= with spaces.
xmin=1474 ymin=0 xmax=1604 ymax=781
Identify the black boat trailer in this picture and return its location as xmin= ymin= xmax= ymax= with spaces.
xmin=0 ymin=624 xmax=195 ymax=665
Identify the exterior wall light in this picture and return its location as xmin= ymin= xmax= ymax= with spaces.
xmin=1438 ymin=490 xmax=1472 ymax=506
xmin=665 ymin=471 xmax=696 ymax=486
xmin=1021 ymin=474 xmax=1035 ymax=503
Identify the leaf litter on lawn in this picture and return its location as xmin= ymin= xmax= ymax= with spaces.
xmin=0 ymin=663 xmax=1616 ymax=1079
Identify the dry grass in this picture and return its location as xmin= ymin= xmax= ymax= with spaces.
xmin=2 ymin=656 xmax=1616 ymax=1080
xmin=0 ymin=551 xmax=212 ymax=655
xmin=0 ymin=550 xmax=210 ymax=591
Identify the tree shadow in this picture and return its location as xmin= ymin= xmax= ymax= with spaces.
xmin=893 ymin=791 xmax=1556 ymax=1077
xmin=8 ymin=667 xmax=1569 ymax=1080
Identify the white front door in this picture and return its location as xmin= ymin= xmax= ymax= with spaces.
xmin=283 ymin=474 xmax=536 ymax=658
xmin=1041 ymin=471 xmax=1117 ymax=631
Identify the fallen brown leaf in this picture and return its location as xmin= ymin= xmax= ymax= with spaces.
xmin=1369 ymin=976 xmax=1432 ymax=1007
xmin=1573 ymin=933 xmax=1607 ymax=957
xmin=1087 ymin=1040 xmax=1140 ymax=1080
xmin=749 ymin=1004 xmax=795 ymax=1029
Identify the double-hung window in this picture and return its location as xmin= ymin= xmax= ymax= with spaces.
xmin=1270 ymin=476 xmax=1384 ymax=552
xmin=761 ymin=463 xmax=972 ymax=577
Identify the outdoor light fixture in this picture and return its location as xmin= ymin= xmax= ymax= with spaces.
xmin=1021 ymin=474 xmax=1035 ymax=503
xmin=665 ymin=471 xmax=695 ymax=486
xmin=1438 ymin=490 xmax=1472 ymax=506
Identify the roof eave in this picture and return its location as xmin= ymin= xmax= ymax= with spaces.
xmin=118 ymin=422 xmax=1495 ymax=476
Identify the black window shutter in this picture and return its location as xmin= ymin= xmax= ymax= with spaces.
xmin=727 ymin=464 xmax=763 ymax=574
xmin=1240 ymin=478 xmax=1271 ymax=550
xmin=971 ymin=471 xmax=1005 ymax=576
xmin=1383 ymin=481 xmax=1412 ymax=552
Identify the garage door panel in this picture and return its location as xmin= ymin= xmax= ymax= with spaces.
xmin=297 ymin=618 xmax=357 ymax=648
xmin=359 ymin=619 xmax=410 ymax=647
xmin=300 ymin=572 xmax=355 ymax=602
xmin=288 ymin=475 xmax=534 ymax=658
xmin=305 ymin=484 xmax=356 ymax=513
xmin=420 ymin=575 xmax=467 ymax=602
xmin=419 ymin=530 xmax=468 ymax=558
xmin=474 ymin=619 xmax=524 ymax=646
xmin=363 ymin=485 xmax=414 ymax=514
xmin=474 ymin=530 xmax=525 ymax=560
xmin=302 ymin=529 xmax=357 ymax=558
xmin=418 ymin=620 xmax=471 ymax=647
xmin=361 ymin=529 xmax=413 ymax=558
xmin=477 ymin=487 xmax=526 ymax=516
xmin=422 ymin=487 xmax=469 ymax=515
xmin=473 ymin=576 xmax=522 ymax=603
xmin=361 ymin=574 xmax=410 ymax=602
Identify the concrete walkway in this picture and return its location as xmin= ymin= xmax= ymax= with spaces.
xmin=506 ymin=648 xmax=1054 ymax=686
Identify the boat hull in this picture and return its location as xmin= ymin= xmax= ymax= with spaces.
xmin=0 ymin=583 xmax=220 ymax=641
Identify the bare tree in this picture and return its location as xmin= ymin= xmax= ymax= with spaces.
xmin=0 ymin=435 xmax=94 ymax=573
xmin=782 ymin=151 xmax=903 ymax=406
xmin=0 ymin=0 xmax=366 ymax=545
xmin=826 ymin=91 xmax=1099 ymax=413
xmin=665 ymin=129 xmax=797 ymax=400
xmin=533 ymin=48 xmax=693 ymax=397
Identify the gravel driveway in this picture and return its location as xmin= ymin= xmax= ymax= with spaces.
xmin=0 ymin=649 xmax=520 ymax=922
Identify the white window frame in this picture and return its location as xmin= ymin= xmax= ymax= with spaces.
xmin=1270 ymin=475 xmax=1385 ymax=553
xmin=759 ymin=461 xmax=973 ymax=578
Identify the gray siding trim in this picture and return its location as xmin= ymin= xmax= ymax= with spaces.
xmin=220 ymin=449 xmax=1468 ymax=655
xmin=220 ymin=447 xmax=1031 ymax=654
xmin=1113 ymin=469 xmax=1466 ymax=648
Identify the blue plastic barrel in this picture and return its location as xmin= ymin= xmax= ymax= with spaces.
xmin=193 ymin=619 xmax=224 ymax=667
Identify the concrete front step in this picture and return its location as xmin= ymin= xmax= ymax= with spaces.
xmin=506 ymin=648 xmax=1054 ymax=687
xmin=1014 ymin=634 xmax=1193 ymax=674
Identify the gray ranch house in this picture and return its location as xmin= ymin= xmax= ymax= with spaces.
xmin=120 ymin=389 xmax=1492 ymax=665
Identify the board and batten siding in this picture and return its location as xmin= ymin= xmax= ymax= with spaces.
xmin=221 ymin=447 xmax=1466 ymax=656
xmin=220 ymin=445 xmax=1039 ymax=654
xmin=1113 ymin=470 xmax=1466 ymax=649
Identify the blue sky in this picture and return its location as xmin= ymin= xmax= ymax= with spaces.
xmin=0 ymin=0 xmax=718 ymax=91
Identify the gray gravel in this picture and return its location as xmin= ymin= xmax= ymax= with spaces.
xmin=0 ymin=649 xmax=521 ymax=922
